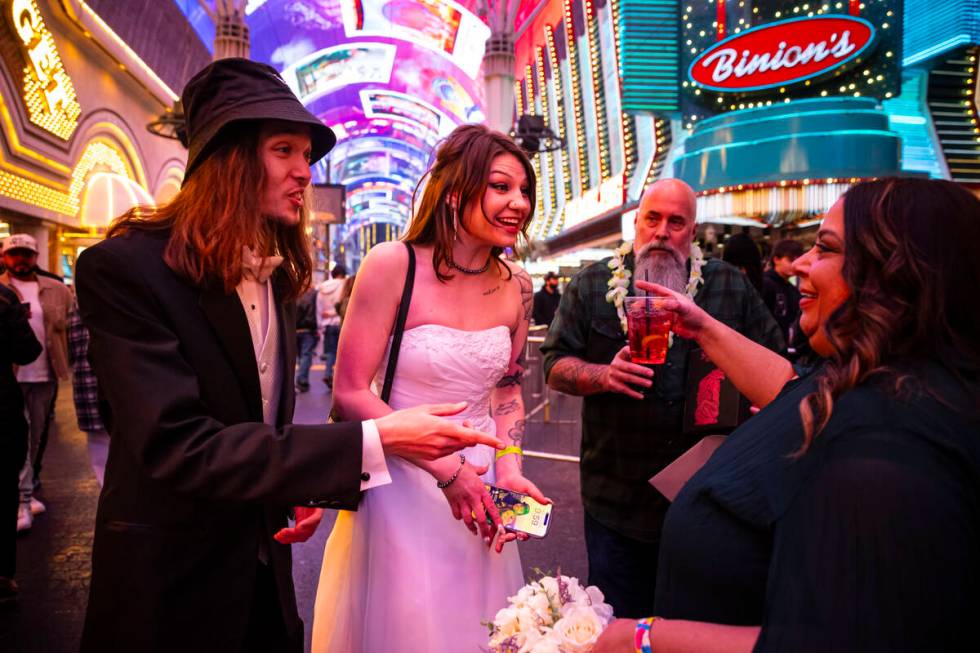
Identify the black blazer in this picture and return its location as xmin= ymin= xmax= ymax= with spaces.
xmin=75 ymin=229 xmax=363 ymax=653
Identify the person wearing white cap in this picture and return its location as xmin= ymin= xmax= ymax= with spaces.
xmin=0 ymin=233 xmax=73 ymax=532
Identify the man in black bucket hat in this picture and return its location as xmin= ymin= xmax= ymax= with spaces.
xmin=75 ymin=58 xmax=501 ymax=653
xmin=178 ymin=57 xmax=336 ymax=181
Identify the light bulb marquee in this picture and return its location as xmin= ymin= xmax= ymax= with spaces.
xmin=680 ymin=0 xmax=902 ymax=128
xmin=3 ymin=0 xmax=82 ymax=140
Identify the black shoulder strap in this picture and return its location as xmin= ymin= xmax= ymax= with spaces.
xmin=380 ymin=243 xmax=416 ymax=403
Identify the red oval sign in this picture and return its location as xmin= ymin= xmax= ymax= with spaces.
xmin=688 ymin=15 xmax=876 ymax=92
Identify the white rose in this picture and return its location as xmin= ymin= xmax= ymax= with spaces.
xmin=527 ymin=591 xmax=555 ymax=627
xmin=525 ymin=631 xmax=562 ymax=653
xmin=538 ymin=576 xmax=560 ymax=598
xmin=552 ymin=606 xmax=604 ymax=653
xmin=517 ymin=627 xmax=545 ymax=653
xmin=536 ymin=576 xmax=563 ymax=612
xmin=516 ymin=606 xmax=541 ymax=634
xmin=512 ymin=584 xmax=537 ymax=607
xmin=493 ymin=606 xmax=521 ymax=640
xmin=585 ymin=585 xmax=614 ymax=624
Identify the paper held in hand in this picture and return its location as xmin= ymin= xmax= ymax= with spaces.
xmin=649 ymin=435 xmax=727 ymax=502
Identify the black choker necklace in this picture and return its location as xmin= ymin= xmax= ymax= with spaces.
xmin=449 ymin=256 xmax=492 ymax=275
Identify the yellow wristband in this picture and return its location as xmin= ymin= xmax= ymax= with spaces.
xmin=495 ymin=446 xmax=523 ymax=460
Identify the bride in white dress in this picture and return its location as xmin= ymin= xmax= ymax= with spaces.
xmin=312 ymin=124 xmax=549 ymax=652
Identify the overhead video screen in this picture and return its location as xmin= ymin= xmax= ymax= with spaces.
xmin=361 ymin=89 xmax=451 ymax=135
xmin=341 ymin=0 xmax=490 ymax=78
xmin=282 ymin=43 xmax=396 ymax=103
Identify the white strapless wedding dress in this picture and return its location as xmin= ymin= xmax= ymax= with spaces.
xmin=311 ymin=324 xmax=525 ymax=653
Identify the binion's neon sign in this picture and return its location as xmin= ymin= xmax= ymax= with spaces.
xmin=688 ymin=15 xmax=876 ymax=93
xmin=9 ymin=0 xmax=81 ymax=139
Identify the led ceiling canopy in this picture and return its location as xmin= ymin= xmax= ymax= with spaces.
xmin=178 ymin=0 xmax=490 ymax=266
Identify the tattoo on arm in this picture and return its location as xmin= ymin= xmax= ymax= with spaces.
xmin=494 ymin=399 xmax=520 ymax=416
xmin=496 ymin=368 xmax=523 ymax=388
xmin=517 ymin=270 xmax=532 ymax=321
xmin=507 ymin=419 xmax=526 ymax=446
xmin=548 ymin=357 xmax=607 ymax=396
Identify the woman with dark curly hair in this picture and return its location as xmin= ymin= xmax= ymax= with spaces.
xmin=594 ymin=177 xmax=980 ymax=652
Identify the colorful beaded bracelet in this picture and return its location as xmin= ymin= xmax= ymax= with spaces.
xmin=634 ymin=616 xmax=657 ymax=653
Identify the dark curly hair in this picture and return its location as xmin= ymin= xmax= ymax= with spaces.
xmin=798 ymin=177 xmax=980 ymax=452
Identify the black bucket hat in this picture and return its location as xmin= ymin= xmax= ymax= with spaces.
xmin=179 ymin=58 xmax=336 ymax=182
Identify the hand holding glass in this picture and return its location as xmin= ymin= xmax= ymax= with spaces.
xmin=625 ymin=296 xmax=673 ymax=365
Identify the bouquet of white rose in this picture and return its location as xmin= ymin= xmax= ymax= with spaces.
xmin=487 ymin=573 xmax=614 ymax=653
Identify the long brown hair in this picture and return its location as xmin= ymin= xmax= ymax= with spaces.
xmin=798 ymin=178 xmax=980 ymax=452
xmin=107 ymin=122 xmax=312 ymax=301
xmin=402 ymin=123 xmax=536 ymax=282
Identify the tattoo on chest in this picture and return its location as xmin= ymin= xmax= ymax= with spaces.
xmin=494 ymin=399 xmax=520 ymax=416
xmin=483 ymin=286 xmax=500 ymax=296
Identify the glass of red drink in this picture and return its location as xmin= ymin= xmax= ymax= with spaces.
xmin=624 ymin=296 xmax=673 ymax=365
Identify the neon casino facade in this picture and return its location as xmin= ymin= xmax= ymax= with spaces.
xmin=0 ymin=0 xmax=207 ymax=280
xmin=513 ymin=0 xmax=980 ymax=260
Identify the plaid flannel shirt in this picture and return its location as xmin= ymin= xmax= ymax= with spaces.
xmin=541 ymin=254 xmax=785 ymax=541
xmin=68 ymin=309 xmax=106 ymax=433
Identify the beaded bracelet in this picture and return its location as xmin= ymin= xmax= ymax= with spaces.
xmin=634 ymin=617 xmax=657 ymax=653
xmin=436 ymin=453 xmax=466 ymax=489
xmin=494 ymin=445 xmax=523 ymax=460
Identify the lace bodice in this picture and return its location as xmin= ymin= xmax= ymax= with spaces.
xmin=377 ymin=324 xmax=512 ymax=432
xmin=316 ymin=325 xmax=524 ymax=653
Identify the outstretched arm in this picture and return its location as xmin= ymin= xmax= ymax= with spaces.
xmin=593 ymin=618 xmax=758 ymax=653
xmin=636 ymin=281 xmax=793 ymax=407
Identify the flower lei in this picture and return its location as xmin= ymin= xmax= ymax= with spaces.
xmin=606 ymin=241 xmax=706 ymax=345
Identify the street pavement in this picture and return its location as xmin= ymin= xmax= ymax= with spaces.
xmin=0 ymin=361 xmax=587 ymax=652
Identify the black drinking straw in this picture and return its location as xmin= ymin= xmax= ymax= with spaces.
xmin=644 ymin=270 xmax=651 ymax=360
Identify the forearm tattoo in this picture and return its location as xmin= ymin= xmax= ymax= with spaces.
xmin=549 ymin=357 xmax=606 ymax=396
xmin=507 ymin=419 xmax=526 ymax=446
xmin=494 ymin=399 xmax=520 ymax=416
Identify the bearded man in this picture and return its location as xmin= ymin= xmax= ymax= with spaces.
xmin=541 ymin=179 xmax=784 ymax=618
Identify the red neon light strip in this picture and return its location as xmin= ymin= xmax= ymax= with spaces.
xmin=849 ymin=0 xmax=860 ymax=15
xmin=717 ymin=0 xmax=726 ymax=40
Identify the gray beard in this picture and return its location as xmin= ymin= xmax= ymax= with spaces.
xmin=634 ymin=246 xmax=688 ymax=293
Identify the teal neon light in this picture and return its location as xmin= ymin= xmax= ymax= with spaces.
xmin=619 ymin=0 xmax=679 ymax=112
xmin=904 ymin=34 xmax=971 ymax=66
xmin=676 ymin=129 xmax=900 ymax=160
xmin=694 ymin=96 xmax=881 ymax=129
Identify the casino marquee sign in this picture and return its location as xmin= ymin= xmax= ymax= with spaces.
xmin=689 ymin=15 xmax=876 ymax=93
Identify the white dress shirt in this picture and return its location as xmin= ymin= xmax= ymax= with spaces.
xmin=235 ymin=274 xmax=390 ymax=491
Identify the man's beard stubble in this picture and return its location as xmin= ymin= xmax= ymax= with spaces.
xmin=635 ymin=242 xmax=688 ymax=293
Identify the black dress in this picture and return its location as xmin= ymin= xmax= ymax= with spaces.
xmin=655 ymin=362 xmax=979 ymax=652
